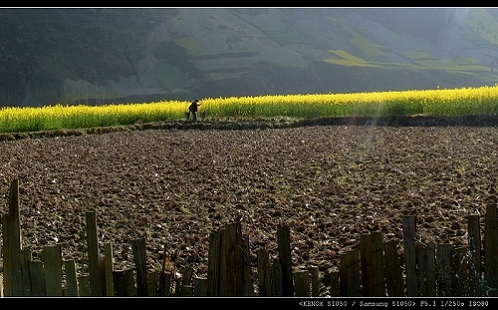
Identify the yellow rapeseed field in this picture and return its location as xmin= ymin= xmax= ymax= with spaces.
xmin=1 ymin=85 xmax=498 ymax=133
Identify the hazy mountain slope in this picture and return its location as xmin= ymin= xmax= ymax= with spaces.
xmin=1 ymin=8 xmax=497 ymax=107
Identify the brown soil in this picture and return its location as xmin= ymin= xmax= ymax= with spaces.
xmin=0 ymin=116 xmax=496 ymax=296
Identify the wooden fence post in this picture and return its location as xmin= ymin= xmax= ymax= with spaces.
xmin=294 ymin=270 xmax=311 ymax=297
xmin=257 ymin=248 xmax=272 ymax=296
xmin=383 ymin=240 xmax=404 ymax=296
xmin=219 ymin=223 xmax=233 ymax=296
xmin=242 ymin=232 xmax=253 ymax=296
xmin=10 ymin=179 xmax=23 ymax=296
xmin=310 ymin=266 xmax=320 ymax=297
xmin=2 ymin=213 xmax=11 ymax=296
xmin=85 ymin=211 xmax=102 ymax=296
xmin=20 ymin=248 xmax=32 ymax=296
xmin=78 ymin=275 xmax=91 ymax=296
xmin=219 ymin=221 xmax=252 ymax=296
xmin=147 ymin=270 xmax=158 ymax=296
xmin=454 ymin=246 xmax=468 ymax=296
xmin=271 ymin=258 xmax=283 ymax=296
xmin=326 ymin=269 xmax=340 ymax=296
xmin=181 ymin=265 xmax=193 ymax=287
xmin=340 ymin=249 xmax=361 ymax=296
xmin=130 ymin=238 xmax=148 ymax=296
xmin=179 ymin=285 xmax=194 ymax=296
xmin=293 ymin=270 xmax=311 ymax=297
xmin=112 ymin=269 xmax=135 ymax=296
xmin=371 ymin=231 xmax=386 ymax=296
xmin=467 ymin=214 xmax=482 ymax=296
xmin=173 ymin=273 xmax=181 ymax=296
xmin=358 ymin=232 xmax=386 ymax=296
xmin=64 ymin=259 xmax=79 ymax=296
xmin=403 ymin=215 xmax=417 ymax=296
xmin=193 ymin=277 xmax=207 ymax=296
xmin=436 ymin=243 xmax=455 ymax=297
xmin=0 ymin=268 xmax=2 ymax=298
xmin=485 ymin=203 xmax=498 ymax=296
xmin=157 ymin=271 xmax=172 ymax=297
xmin=157 ymin=248 xmax=173 ymax=296
xmin=3 ymin=179 xmax=23 ymax=296
xmin=29 ymin=260 xmax=46 ymax=296
xmin=207 ymin=229 xmax=221 ymax=296
xmin=207 ymin=222 xmax=253 ymax=296
xmin=360 ymin=233 xmax=374 ymax=296
xmin=44 ymin=243 xmax=63 ymax=296
xmin=104 ymin=243 xmax=114 ymax=296
xmin=178 ymin=266 xmax=193 ymax=296
xmin=277 ymin=224 xmax=294 ymax=296
xmin=417 ymin=242 xmax=435 ymax=296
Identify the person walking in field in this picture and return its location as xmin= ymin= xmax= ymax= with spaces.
xmin=188 ymin=99 xmax=202 ymax=123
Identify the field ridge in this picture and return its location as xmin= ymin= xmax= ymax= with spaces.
xmin=2 ymin=115 xmax=498 ymax=142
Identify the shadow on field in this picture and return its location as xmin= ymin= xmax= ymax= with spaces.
xmin=297 ymin=115 xmax=498 ymax=127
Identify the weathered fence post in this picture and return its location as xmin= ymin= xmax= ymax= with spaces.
xmin=43 ymin=243 xmax=63 ymax=296
xmin=403 ymin=215 xmax=417 ymax=296
xmin=207 ymin=221 xmax=253 ymax=296
xmin=179 ymin=285 xmax=194 ymax=296
xmin=104 ymin=243 xmax=114 ymax=296
xmin=340 ymin=249 xmax=361 ymax=296
xmin=271 ymin=258 xmax=283 ymax=296
xmin=417 ymin=242 xmax=435 ymax=296
xmin=157 ymin=270 xmax=173 ymax=297
xmin=64 ymin=259 xmax=79 ymax=296
xmin=2 ymin=179 xmax=23 ymax=296
xmin=257 ymin=248 xmax=272 ymax=296
xmin=29 ymin=260 xmax=46 ymax=296
xmin=436 ymin=243 xmax=455 ymax=297
xmin=147 ymin=270 xmax=158 ymax=296
xmin=225 ymin=221 xmax=253 ymax=296
xmin=454 ymin=246 xmax=468 ymax=296
xmin=78 ymin=275 xmax=91 ymax=296
xmin=293 ymin=270 xmax=311 ymax=296
xmin=157 ymin=249 xmax=173 ymax=296
xmin=242 ymin=231 xmax=253 ymax=296
xmin=371 ymin=231 xmax=386 ymax=296
xmin=85 ymin=211 xmax=102 ymax=296
xmin=467 ymin=214 xmax=482 ymax=296
xmin=383 ymin=240 xmax=404 ymax=296
xmin=2 ymin=213 xmax=12 ymax=296
xmin=112 ymin=269 xmax=135 ymax=296
xmin=310 ymin=266 xmax=320 ymax=297
xmin=360 ymin=233 xmax=374 ymax=296
xmin=277 ymin=224 xmax=294 ymax=296
xmin=360 ymin=232 xmax=385 ymax=296
xmin=130 ymin=238 xmax=148 ymax=296
xmin=484 ymin=203 xmax=498 ymax=296
xmin=179 ymin=266 xmax=193 ymax=296
xmin=326 ymin=269 xmax=340 ymax=296
xmin=181 ymin=265 xmax=193 ymax=287
xmin=20 ymin=248 xmax=32 ymax=296
xmin=193 ymin=277 xmax=207 ymax=296
xmin=206 ymin=229 xmax=221 ymax=296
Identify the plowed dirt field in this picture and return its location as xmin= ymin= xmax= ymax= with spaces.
xmin=1 ymin=118 xmax=496 ymax=295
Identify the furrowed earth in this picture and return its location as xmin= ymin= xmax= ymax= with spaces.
xmin=0 ymin=117 xmax=496 ymax=296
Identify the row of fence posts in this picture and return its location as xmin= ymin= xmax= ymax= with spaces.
xmin=1 ymin=179 xmax=498 ymax=296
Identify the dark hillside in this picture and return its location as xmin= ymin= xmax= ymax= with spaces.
xmin=1 ymin=8 xmax=498 ymax=106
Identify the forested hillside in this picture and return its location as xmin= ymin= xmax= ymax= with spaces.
xmin=1 ymin=8 xmax=498 ymax=106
